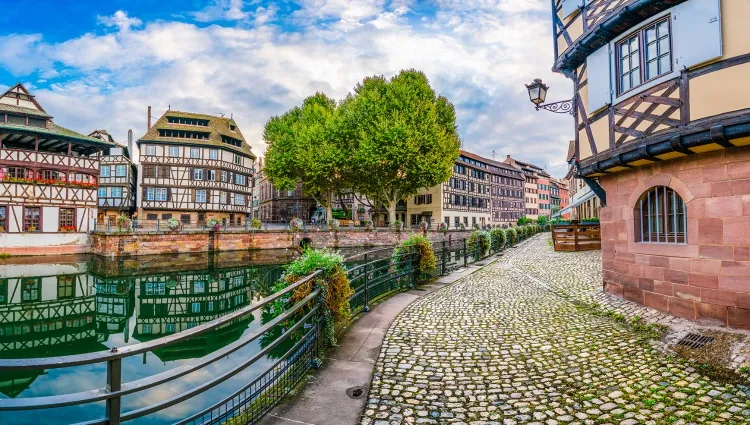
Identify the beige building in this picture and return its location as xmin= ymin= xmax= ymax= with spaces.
xmin=136 ymin=110 xmax=256 ymax=226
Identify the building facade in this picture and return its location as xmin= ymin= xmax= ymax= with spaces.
xmin=504 ymin=155 xmax=551 ymax=220
xmin=90 ymin=129 xmax=137 ymax=222
xmin=136 ymin=110 xmax=256 ymax=226
xmin=406 ymin=150 xmax=524 ymax=228
xmin=0 ymin=83 xmax=112 ymax=255
xmin=552 ymin=0 xmax=750 ymax=328
xmin=257 ymin=162 xmax=317 ymax=223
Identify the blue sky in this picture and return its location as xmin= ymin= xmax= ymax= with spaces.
xmin=0 ymin=0 xmax=573 ymax=177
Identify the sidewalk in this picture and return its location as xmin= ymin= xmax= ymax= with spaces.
xmin=257 ymin=255 xmax=502 ymax=425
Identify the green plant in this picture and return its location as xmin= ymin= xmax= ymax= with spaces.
xmin=437 ymin=222 xmax=448 ymax=233
xmin=506 ymin=227 xmax=517 ymax=245
xmin=490 ymin=227 xmax=507 ymax=248
xmin=517 ymin=216 xmax=533 ymax=225
xmin=207 ymin=218 xmax=221 ymax=231
xmin=116 ymin=215 xmax=131 ymax=232
xmin=363 ymin=220 xmax=374 ymax=231
xmin=166 ymin=218 xmax=181 ymax=231
xmin=392 ymin=220 xmax=403 ymax=231
xmin=393 ymin=234 xmax=436 ymax=274
xmin=0 ymin=252 xmax=10 ymax=260
xmin=250 ymin=218 xmax=262 ymax=230
xmin=468 ymin=230 xmax=491 ymax=257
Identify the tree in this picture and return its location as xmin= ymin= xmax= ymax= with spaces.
xmin=339 ymin=70 xmax=461 ymax=223
xmin=537 ymin=215 xmax=549 ymax=225
xmin=263 ymin=93 xmax=346 ymax=221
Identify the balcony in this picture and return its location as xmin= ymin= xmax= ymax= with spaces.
xmin=0 ymin=148 xmax=100 ymax=174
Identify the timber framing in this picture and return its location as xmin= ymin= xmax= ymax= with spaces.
xmin=553 ymin=0 xmax=688 ymax=75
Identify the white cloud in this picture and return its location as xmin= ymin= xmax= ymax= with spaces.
xmin=97 ymin=10 xmax=143 ymax=32
xmin=0 ymin=1 xmax=574 ymax=177
xmin=193 ymin=0 xmax=252 ymax=22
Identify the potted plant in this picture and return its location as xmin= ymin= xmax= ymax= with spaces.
xmin=250 ymin=218 xmax=262 ymax=230
xmin=60 ymin=225 xmax=76 ymax=232
xmin=364 ymin=220 xmax=374 ymax=232
xmin=328 ymin=219 xmax=340 ymax=231
xmin=392 ymin=219 xmax=403 ymax=231
xmin=289 ymin=217 xmax=304 ymax=232
xmin=459 ymin=222 xmax=466 ymax=231
xmin=472 ymin=223 xmax=480 ymax=230
xmin=166 ymin=218 xmax=181 ymax=232
xmin=207 ymin=218 xmax=221 ymax=232
xmin=580 ymin=216 xmax=600 ymax=225
xmin=116 ymin=215 xmax=131 ymax=232
xmin=419 ymin=220 xmax=429 ymax=234
xmin=437 ymin=222 xmax=448 ymax=234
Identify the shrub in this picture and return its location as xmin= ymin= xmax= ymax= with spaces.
xmin=507 ymin=227 xmax=517 ymax=245
xmin=419 ymin=220 xmax=429 ymax=233
xmin=392 ymin=220 xmax=403 ymax=231
xmin=459 ymin=222 xmax=466 ymax=230
xmin=491 ymin=227 xmax=507 ymax=248
xmin=471 ymin=222 xmax=480 ymax=230
xmin=117 ymin=215 xmax=132 ymax=232
xmin=250 ymin=218 xmax=262 ymax=230
xmin=364 ymin=220 xmax=374 ymax=231
xmin=207 ymin=218 xmax=221 ymax=231
xmin=468 ymin=230 xmax=491 ymax=257
xmin=393 ymin=234 xmax=436 ymax=274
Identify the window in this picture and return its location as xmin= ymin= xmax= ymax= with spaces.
xmin=207 ymin=169 xmax=216 ymax=181
xmin=234 ymin=174 xmax=246 ymax=186
xmin=146 ymin=187 xmax=155 ymax=201
xmin=190 ymin=147 xmax=200 ymax=158
xmin=98 ymin=187 xmax=107 ymax=198
xmin=59 ymin=208 xmax=75 ymax=231
xmin=24 ymin=207 xmax=40 ymax=232
xmin=111 ymin=187 xmax=122 ymax=198
xmin=617 ymin=17 xmax=671 ymax=95
xmin=193 ymin=169 xmax=203 ymax=180
xmin=101 ymin=166 xmax=111 ymax=177
xmin=168 ymin=146 xmax=180 ymax=157
xmin=58 ymin=275 xmax=75 ymax=299
xmin=161 ymin=214 xmax=172 ymax=219
xmin=115 ymin=165 xmax=127 ymax=177
xmin=143 ymin=165 xmax=156 ymax=178
xmin=145 ymin=145 xmax=156 ymax=156
xmin=0 ymin=206 xmax=6 ymax=231
xmin=155 ymin=188 xmax=168 ymax=201
xmin=158 ymin=166 xmax=170 ymax=178
xmin=636 ymin=186 xmax=686 ymax=244
xmin=234 ymin=155 xmax=242 ymax=165
xmin=196 ymin=189 xmax=207 ymax=203
xmin=234 ymin=194 xmax=245 ymax=205
xmin=209 ymin=149 xmax=218 ymax=160
xmin=221 ymin=171 xmax=228 ymax=182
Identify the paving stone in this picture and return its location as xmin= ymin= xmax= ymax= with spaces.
xmin=359 ymin=236 xmax=749 ymax=425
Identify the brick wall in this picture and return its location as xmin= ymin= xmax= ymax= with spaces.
xmin=91 ymin=229 xmax=475 ymax=258
xmin=599 ymin=146 xmax=750 ymax=329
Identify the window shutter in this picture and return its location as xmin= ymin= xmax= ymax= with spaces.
xmin=587 ymin=43 xmax=612 ymax=113
xmin=561 ymin=0 xmax=582 ymax=18
xmin=673 ymin=0 xmax=722 ymax=70
xmin=167 ymin=188 xmax=172 ymax=201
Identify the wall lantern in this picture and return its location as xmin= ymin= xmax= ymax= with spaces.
xmin=524 ymin=78 xmax=574 ymax=115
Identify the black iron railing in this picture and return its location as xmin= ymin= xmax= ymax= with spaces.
xmin=0 ymin=231 xmax=528 ymax=425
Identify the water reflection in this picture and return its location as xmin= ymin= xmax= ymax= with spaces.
xmin=0 ymin=248 xmax=369 ymax=424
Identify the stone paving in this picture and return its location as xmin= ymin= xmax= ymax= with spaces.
xmin=360 ymin=235 xmax=750 ymax=425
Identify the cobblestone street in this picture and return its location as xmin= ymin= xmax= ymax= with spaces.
xmin=360 ymin=235 xmax=750 ymax=425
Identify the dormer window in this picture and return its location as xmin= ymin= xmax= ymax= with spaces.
xmin=221 ymin=135 xmax=242 ymax=148
xmin=230 ymin=125 xmax=236 ymax=131
xmin=166 ymin=116 xmax=209 ymax=126
xmin=158 ymin=129 xmax=210 ymax=140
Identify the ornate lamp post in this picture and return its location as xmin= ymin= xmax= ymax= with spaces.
xmin=525 ymin=78 xmax=574 ymax=115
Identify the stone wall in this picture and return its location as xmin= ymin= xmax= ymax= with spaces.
xmin=599 ymin=146 xmax=750 ymax=329
xmin=91 ymin=229 xmax=475 ymax=257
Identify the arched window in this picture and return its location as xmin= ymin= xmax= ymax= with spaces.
xmin=636 ymin=186 xmax=686 ymax=244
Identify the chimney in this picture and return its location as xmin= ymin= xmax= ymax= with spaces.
xmin=506 ymin=154 xmax=511 ymax=159
xmin=147 ymin=106 xmax=152 ymax=131
xmin=127 ymin=129 xmax=138 ymax=164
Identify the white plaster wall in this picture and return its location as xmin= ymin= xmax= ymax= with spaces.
xmin=0 ymin=262 xmax=88 ymax=278
xmin=43 ymin=206 xmax=59 ymax=232
xmin=9 ymin=206 xmax=21 ymax=232
xmin=41 ymin=276 xmax=57 ymax=301
xmin=0 ymin=232 xmax=89 ymax=248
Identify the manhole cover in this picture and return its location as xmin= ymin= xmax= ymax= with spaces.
xmin=346 ymin=386 xmax=366 ymax=399
xmin=677 ymin=333 xmax=714 ymax=349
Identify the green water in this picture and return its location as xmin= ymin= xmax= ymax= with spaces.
xmin=0 ymin=248 xmax=365 ymax=425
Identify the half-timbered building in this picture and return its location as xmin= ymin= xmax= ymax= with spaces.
xmin=136 ymin=110 xmax=256 ymax=226
xmin=89 ymin=129 xmax=137 ymax=222
xmin=0 ymin=83 xmax=113 ymax=255
xmin=551 ymin=0 xmax=750 ymax=327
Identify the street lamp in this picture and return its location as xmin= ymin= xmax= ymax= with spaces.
xmin=525 ymin=78 xmax=574 ymax=115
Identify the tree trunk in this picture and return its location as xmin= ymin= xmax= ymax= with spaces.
xmin=387 ymin=201 xmax=397 ymax=225
xmin=325 ymin=192 xmax=333 ymax=224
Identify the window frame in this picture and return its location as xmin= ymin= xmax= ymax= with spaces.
xmin=615 ymin=16 xmax=673 ymax=97
xmin=115 ymin=164 xmax=127 ymax=177
xmin=155 ymin=188 xmax=168 ymax=202
xmin=190 ymin=147 xmax=201 ymax=159
xmin=23 ymin=206 xmax=41 ymax=232
xmin=635 ymin=186 xmax=686 ymax=244
xmin=168 ymin=146 xmax=180 ymax=157
xmin=100 ymin=166 xmax=111 ymax=178
xmin=144 ymin=145 xmax=156 ymax=156
xmin=111 ymin=187 xmax=123 ymax=198
xmin=196 ymin=189 xmax=207 ymax=203
xmin=59 ymin=207 xmax=76 ymax=231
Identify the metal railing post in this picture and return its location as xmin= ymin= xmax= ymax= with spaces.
xmin=441 ymin=239 xmax=447 ymax=276
xmin=107 ymin=218 xmax=111 ymax=233
xmin=463 ymin=238 xmax=467 ymax=267
xmin=409 ymin=248 xmax=415 ymax=289
xmin=156 ymin=219 xmax=160 ymax=232
xmin=106 ymin=358 xmax=122 ymax=425
xmin=363 ymin=253 xmax=370 ymax=312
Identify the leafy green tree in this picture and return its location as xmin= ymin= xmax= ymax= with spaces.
xmin=537 ymin=215 xmax=549 ymax=225
xmin=263 ymin=93 xmax=346 ymax=220
xmin=339 ymin=69 xmax=461 ymax=223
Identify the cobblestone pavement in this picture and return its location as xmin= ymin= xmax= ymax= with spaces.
xmin=360 ymin=235 xmax=750 ymax=425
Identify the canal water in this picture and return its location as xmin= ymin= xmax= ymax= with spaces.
xmin=0 ymin=248 xmax=369 ymax=425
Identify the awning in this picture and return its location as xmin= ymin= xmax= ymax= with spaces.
xmin=554 ymin=190 xmax=597 ymax=218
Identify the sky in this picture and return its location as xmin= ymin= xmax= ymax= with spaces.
xmin=0 ymin=0 xmax=574 ymax=178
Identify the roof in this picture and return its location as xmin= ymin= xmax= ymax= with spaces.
xmin=138 ymin=110 xmax=256 ymax=158
xmin=0 ymin=83 xmax=114 ymax=148
xmin=459 ymin=150 xmax=524 ymax=177
xmin=566 ymin=140 xmax=576 ymax=162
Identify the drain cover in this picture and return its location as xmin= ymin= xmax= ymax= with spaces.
xmin=677 ymin=333 xmax=714 ymax=349
xmin=346 ymin=386 xmax=366 ymax=399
